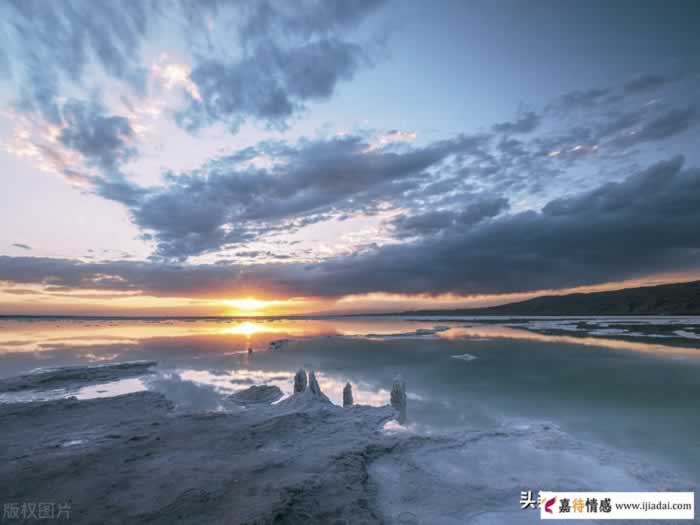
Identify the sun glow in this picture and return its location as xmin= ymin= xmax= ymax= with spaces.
xmin=223 ymin=298 xmax=273 ymax=313
xmin=220 ymin=297 xmax=311 ymax=316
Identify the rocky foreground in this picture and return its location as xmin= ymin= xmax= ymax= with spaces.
xmin=0 ymin=368 xmax=419 ymax=524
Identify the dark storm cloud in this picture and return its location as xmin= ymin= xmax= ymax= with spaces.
xmin=274 ymin=156 xmax=700 ymax=296
xmin=11 ymin=244 xmax=31 ymax=251
xmin=2 ymin=157 xmax=699 ymax=298
xmin=105 ymin=134 xmax=470 ymax=259
xmin=0 ymin=256 xmax=275 ymax=299
xmin=58 ymin=100 xmax=136 ymax=171
xmin=390 ymin=196 xmax=509 ymax=239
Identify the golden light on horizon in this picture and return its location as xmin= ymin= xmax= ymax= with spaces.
xmin=224 ymin=297 xmax=268 ymax=312
xmin=223 ymin=297 xmax=277 ymax=314
xmin=2 ymin=272 xmax=700 ymax=317
xmin=220 ymin=296 xmax=313 ymax=316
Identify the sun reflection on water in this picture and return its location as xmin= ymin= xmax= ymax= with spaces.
xmin=219 ymin=321 xmax=267 ymax=336
xmin=2 ymin=318 xmax=700 ymax=359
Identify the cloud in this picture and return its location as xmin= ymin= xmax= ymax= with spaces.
xmin=624 ymin=73 xmax=668 ymax=94
xmin=103 ymin=134 xmax=469 ymax=259
xmin=493 ymin=111 xmax=540 ymax=134
xmin=1 ymin=0 xmax=385 ymax=136
xmin=535 ymin=76 xmax=700 ymax=164
xmin=66 ymin=69 xmax=700 ymax=261
xmin=3 ymin=288 xmax=37 ymax=295
xmin=4 ymin=39 xmax=700 ymax=278
xmin=57 ymin=99 xmax=136 ymax=171
xmin=367 ymin=129 xmax=417 ymax=150
xmin=177 ymin=38 xmax=369 ymax=132
xmin=236 ymin=0 xmax=385 ymax=43
xmin=611 ymin=107 xmax=698 ymax=148
xmin=0 ymin=97 xmax=138 ymax=189
xmin=621 ymin=69 xmax=694 ymax=96
xmin=174 ymin=0 xmax=387 ymax=133
xmin=342 ymin=155 xmax=700 ymax=296
xmin=390 ymin=196 xmax=509 ymax=239
xmin=2 ymin=0 xmax=700 ymax=309
xmin=177 ymin=0 xmax=385 ymax=132
xmin=0 ymin=0 xmax=153 ymax=122
xmin=2 ymin=157 xmax=699 ymax=299
xmin=549 ymin=88 xmax=613 ymax=113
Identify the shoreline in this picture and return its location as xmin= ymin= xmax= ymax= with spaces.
xmin=0 ymin=367 xmax=411 ymax=524
xmin=0 ymin=360 xmax=695 ymax=524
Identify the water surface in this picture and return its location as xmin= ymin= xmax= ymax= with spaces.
xmin=2 ymin=316 xmax=699 ymax=496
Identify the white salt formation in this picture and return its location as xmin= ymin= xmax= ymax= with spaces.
xmin=308 ymin=371 xmax=322 ymax=396
xmin=281 ymin=369 xmax=331 ymax=407
xmin=0 ymin=361 xmax=157 ymax=393
xmin=343 ymin=382 xmax=354 ymax=407
xmin=293 ymin=368 xmax=307 ymax=393
xmin=0 ymin=369 xmax=398 ymax=525
xmin=1 ymin=365 xmax=681 ymax=525
xmin=390 ymin=375 xmax=407 ymax=424
xmin=229 ymin=385 xmax=283 ymax=405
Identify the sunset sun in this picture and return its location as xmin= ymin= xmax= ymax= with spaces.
xmin=223 ymin=297 xmax=277 ymax=315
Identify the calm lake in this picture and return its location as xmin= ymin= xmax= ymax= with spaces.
xmin=1 ymin=315 xmax=699 ymax=520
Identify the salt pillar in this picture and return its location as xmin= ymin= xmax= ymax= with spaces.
xmin=390 ymin=375 xmax=407 ymax=424
xmin=308 ymin=371 xmax=323 ymax=396
xmin=294 ymin=369 xmax=308 ymax=393
xmin=343 ymin=382 xmax=354 ymax=407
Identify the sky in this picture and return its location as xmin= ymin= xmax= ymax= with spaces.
xmin=1 ymin=0 xmax=699 ymax=316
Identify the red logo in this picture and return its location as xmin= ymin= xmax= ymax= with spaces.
xmin=544 ymin=496 xmax=557 ymax=514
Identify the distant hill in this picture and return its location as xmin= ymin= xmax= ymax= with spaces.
xmin=398 ymin=280 xmax=700 ymax=316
